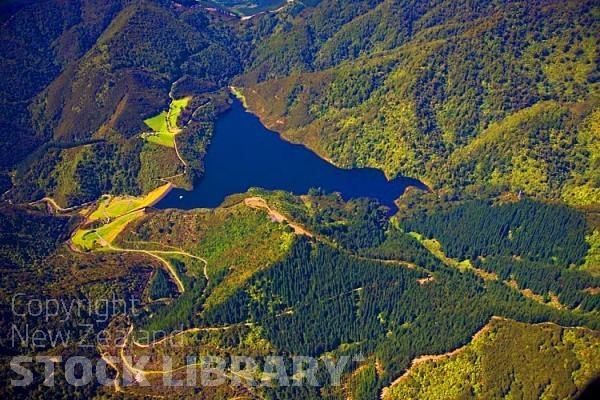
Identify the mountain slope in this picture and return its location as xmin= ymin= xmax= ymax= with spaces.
xmin=384 ymin=317 xmax=600 ymax=400
xmin=2 ymin=0 xmax=243 ymax=206
xmin=4 ymin=0 xmax=597 ymax=206
xmin=0 ymin=0 xmax=129 ymax=170
xmin=237 ymin=0 xmax=599 ymax=201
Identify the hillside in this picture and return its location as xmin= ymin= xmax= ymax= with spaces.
xmin=1 ymin=0 xmax=244 ymax=206
xmin=203 ymin=0 xmax=293 ymax=16
xmin=2 ymin=191 xmax=600 ymax=398
xmin=5 ymin=189 xmax=600 ymax=398
xmin=237 ymin=0 xmax=599 ymax=202
xmin=0 ymin=1 xmax=599 ymax=399
xmin=55 ymin=188 xmax=600 ymax=398
xmin=384 ymin=317 xmax=600 ymax=400
xmin=3 ymin=0 xmax=598 ymax=205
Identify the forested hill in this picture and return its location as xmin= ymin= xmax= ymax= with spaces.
xmin=0 ymin=0 xmax=245 ymax=206
xmin=238 ymin=0 xmax=600 ymax=205
xmin=1 ymin=0 xmax=598 ymax=206
xmin=1 ymin=2 xmax=600 ymax=398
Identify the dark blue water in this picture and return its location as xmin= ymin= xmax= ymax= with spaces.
xmin=156 ymin=99 xmax=426 ymax=212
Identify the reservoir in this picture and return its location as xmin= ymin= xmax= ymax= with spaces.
xmin=156 ymin=99 xmax=426 ymax=212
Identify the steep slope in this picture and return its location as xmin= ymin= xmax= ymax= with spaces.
xmin=237 ymin=0 xmax=599 ymax=201
xmin=384 ymin=317 xmax=600 ymax=400
xmin=0 ymin=0 xmax=129 ymax=169
xmin=1 ymin=2 xmax=599 ymax=399
xmin=106 ymin=190 xmax=600 ymax=399
xmin=5 ymin=0 xmax=597 ymax=206
xmin=2 ymin=0 xmax=243 ymax=206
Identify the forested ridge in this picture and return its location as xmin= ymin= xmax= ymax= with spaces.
xmin=238 ymin=0 xmax=600 ymax=204
xmin=115 ymin=190 xmax=600 ymax=399
xmin=201 ymin=233 xmax=600 ymax=399
xmin=2 ymin=192 xmax=600 ymax=398
xmin=1 ymin=0 xmax=245 ymax=206
xmin=0 ymin=0 xmax=599 ymax=399
xmin=385 ymin=317 xmax=600 ymax=399
xmin=403 ymin=199 xmax=588 ymax=265
xmin=2 ymin=0 xmax=599 ymax=206
xmin=403 ymin=198 xmax=600 ymax=312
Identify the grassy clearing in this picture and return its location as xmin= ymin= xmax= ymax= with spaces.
xmin=409 ymin=231 xmax=498 ymax=281
xmin=143 ymin=110 xmax=174 ymax=148
xmin=168 ymin=97 xmax=190 ymax=127
xmin=72 ymin=183 xmax=171 ymax=251
xmin=96 ymin=210 xmax=145 ymax=244
xmin=142 ymin=97 xmax=191 ymax=148
xmin=409 ymin=232 xmax=471 ymax=271
xmin=145 ymin=133 xmax=174 ymax=149
xmin=144 ymin=111 xmax=169 ymax=133
xmin=72 ymin=210 xmax=145 ymax=251
xmin=88 ymin=183 xmax=171 ymax=223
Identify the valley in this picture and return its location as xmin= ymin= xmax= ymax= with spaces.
xmin=0 ymin=0 xmax=599 ymax=399
xmin=157 ymin=97 xmax=426 ymax=211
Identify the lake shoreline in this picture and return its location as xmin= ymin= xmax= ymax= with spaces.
xmin=157 ymin=97 xmax=427 ymax=212
xmin=227 ymin=86 xmax=430 ymax=188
